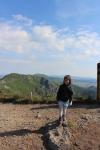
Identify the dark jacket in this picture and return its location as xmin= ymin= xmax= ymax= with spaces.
xmin=56 ymin=83 xmax=73 ymax=102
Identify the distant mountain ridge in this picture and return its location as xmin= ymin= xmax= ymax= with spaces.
xmin=0 ymin=73 xmax=96 ymax=85
xmin=0 ymin=74 xmax=5 ymax=79
xmin=48 ymin=75 xmax=96 ymax=87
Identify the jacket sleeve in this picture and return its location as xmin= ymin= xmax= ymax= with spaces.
xmin=56 ymin=85 xmax=62 ymax=101
xmin=68 ymin=86 xmax=73 ymax=102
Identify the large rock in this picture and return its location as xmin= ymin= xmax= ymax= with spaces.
xmin=45 ymin=125 xmax=71 ymax=150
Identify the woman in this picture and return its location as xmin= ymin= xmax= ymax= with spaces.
xmin=56 ymin=75 xmax=73 ymax=125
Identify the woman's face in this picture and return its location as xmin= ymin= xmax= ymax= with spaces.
xmin=64 ymin=78 xmax=70 ymax=85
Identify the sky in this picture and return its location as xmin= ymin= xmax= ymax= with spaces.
xmin=0 ymin=0 xmax=100 ymax=78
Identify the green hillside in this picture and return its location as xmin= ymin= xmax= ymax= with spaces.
xmin=0 ymin=73 xmax=96 ymax=103
xmin=0 ymin=73 xmax=59 ymax=103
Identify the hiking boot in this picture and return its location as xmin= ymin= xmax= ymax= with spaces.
xmin=63 ymin=115 xmax=66 ymax=122
xmin=58 ymin=117 xmax=63 ymax=125
xmin=62 ymin=121 xmax=68 ymax=127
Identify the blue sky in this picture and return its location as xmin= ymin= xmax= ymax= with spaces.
xmin=0 ymin=0 xmax=100 ymax=77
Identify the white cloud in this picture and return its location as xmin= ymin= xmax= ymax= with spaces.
xmin=0 ymin=14 xmax=100 ymax=76
xmin=12 ymin=14 xmax=33 ymax=26
xmin=0 ymin=16 xmax=100 ymax=57
xmin=0 ymin=22 xmax=31 ymax=53
xmin=32 ymin=25 xmax=65 ymax=51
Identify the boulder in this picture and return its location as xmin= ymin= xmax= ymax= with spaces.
xmin=45 ymin=125 xmax=71 ymax=150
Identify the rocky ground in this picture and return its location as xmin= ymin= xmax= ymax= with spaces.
xmin=0 ymin=103 xmax=100 ymax=150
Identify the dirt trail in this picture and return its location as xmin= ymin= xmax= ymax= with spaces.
xmin=0 ymin=103 xmax=100 ymax=150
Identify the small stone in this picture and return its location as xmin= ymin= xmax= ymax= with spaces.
xmin=74 ymin=141 xmax=80 ymax=146
xmin=46 ymin=117 xmax=50 ymax=120
xmin=35 ymin=113 xmax=41 ymax=119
